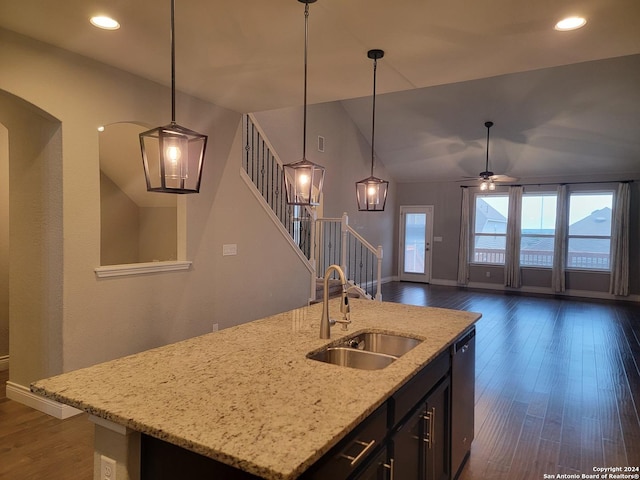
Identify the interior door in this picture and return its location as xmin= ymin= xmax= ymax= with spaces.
xmin=399 ymin=206 xmax=433 ymax=283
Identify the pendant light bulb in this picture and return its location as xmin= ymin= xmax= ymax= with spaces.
xmin=283 ymin=0 xmax=325 ymax=206
xmin=356 ymin=49 xmax=389 ymax=212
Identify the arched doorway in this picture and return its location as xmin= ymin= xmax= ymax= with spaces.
xmin=0 ymin=89 xmax=64 ymax=393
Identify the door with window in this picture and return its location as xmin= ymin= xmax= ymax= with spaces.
xmin=399 ymin=206 xmax=433 ymax=283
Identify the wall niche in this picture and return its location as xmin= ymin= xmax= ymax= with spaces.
xmin=99 ymin=122 xmax=177 ymax=266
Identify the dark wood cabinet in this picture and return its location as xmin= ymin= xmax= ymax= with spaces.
xmin=386 ymin=369 xmax=450 ymax=480
xmin=423 ymin=377 xmax=451 ymax=480
xmin=352 ymin=446 xmax=389 ymax=480
xmin=300 ymin=403 xmax=387 ymax=480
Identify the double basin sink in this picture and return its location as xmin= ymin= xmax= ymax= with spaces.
xmin=307 ymin=331 xmax=422 ymax=370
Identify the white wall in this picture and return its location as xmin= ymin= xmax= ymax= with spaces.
xmin=0 ymin=124 xmax=8 ymax=359
xmin=0 ymin=28 xmax=312 ymax=388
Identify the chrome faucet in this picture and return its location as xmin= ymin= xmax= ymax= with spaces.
xmin=320 ymin=264 xmax=351 ymax=339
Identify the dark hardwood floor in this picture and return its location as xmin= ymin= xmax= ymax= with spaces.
xmin=381 ymin=282 xmax=640 ymax=480
xmin=0 ymin=369 xmax=94 ymax=479
xmin=1 ymin=283 xmax=638 ymax=479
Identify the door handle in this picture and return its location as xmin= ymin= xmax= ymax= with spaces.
xmin=422 ymin=407 xmax=435 ymax=449
xmin=383 ymin=458 xmax=395 ymax=480
xmin=340 ymin=439 xmax=376 ymax=466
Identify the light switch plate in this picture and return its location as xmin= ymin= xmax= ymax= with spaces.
xmin=223 ymin=244 xmax=237 ymax=256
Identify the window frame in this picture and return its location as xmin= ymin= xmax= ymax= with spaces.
xmin=566 ymin=190 xmax=614 ymax=272
xmin=519 ymin=192 xmax=558 ymax=268
xmin=471 ymin=192 xmax=510 ymax=266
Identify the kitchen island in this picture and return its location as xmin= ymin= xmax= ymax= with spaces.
xmin=31 ymin=298 xmax=480 ymax=480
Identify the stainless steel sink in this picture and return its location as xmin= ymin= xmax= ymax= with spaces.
xmin=307 ymin=331 xmax=422 ymax=370
xmin=344 ymin=332 xmax=421 ymax=357
xmin=307 ymin=347 xmax=397 ymax=370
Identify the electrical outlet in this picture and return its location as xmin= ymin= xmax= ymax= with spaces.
xmin=101 ymin=455 xmax=116 ymax=480
xmin=212 ymin=323 xmax=219 ymax=332
xmin=485 ymin=271 xmax=491 ymax=278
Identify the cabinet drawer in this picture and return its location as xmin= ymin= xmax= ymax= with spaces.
xmin=390 ymin=349 xmax=450 ymax=428
xmin=301 ymin=403 xmax=387 ymax=479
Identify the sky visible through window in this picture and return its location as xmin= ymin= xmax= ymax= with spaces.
xmin=480 ymin=192 xmax=613 ymax=229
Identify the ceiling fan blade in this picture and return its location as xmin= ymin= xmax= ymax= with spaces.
xmin=490 ymin=174 xmax=519 ymax=182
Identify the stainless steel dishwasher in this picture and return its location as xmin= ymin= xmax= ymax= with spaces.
xmin=451 ymin=327 xmax=475 ymax=479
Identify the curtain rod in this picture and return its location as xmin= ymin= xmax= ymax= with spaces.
xmin=460 ymin=179 xmax=634 ymax=188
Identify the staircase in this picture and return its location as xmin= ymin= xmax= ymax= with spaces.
xmin=242 ymin=114 xmax=383 ymax=303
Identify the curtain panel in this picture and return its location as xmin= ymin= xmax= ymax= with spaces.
xmin=609 ymin=182 xmax=630 ymax=296
xmin=457 ymin=187 xmax=470 ymax=285
xmin=552 ymin=185 xmax=568 ymax=293
xmin=504 ymin=186 xmax=523 ymax=288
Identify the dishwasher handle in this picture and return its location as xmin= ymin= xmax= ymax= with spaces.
xmin=454 ymin=328 xmax=475 ymax=354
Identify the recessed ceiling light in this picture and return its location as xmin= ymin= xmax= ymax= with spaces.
xmin=554 ymin=16 xmax=587 ymax=31
xmin=90 ymin=16 xmax=120 ymax=30
xmin=97 ymin=126 xmax=105 ymax=132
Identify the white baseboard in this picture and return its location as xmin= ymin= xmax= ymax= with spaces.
xmin=6 ymin=381 xmax=82 ymax=419
xmin=430 ymin=278 xmax=459 ymax=287
xmin=466 ymin=281 xmax=640 ymax=302
xmin=0 ymin=355 xmax=8 ymax=372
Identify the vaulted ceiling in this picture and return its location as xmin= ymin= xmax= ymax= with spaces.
xmin=1 ymin=0 xmax=639 ymax=184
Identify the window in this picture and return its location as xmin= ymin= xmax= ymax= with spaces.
xmin=567 ymin=192 xmax=613 ymax=270
xmin=520 ymin=193 xmax=557 ymax=267
xmin=473 ymin=194 xmax=509 ymax=264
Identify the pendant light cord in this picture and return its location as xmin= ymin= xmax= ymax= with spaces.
xmin=370 ymin=56 xmax=378 ymax=176
xmin=302 ymin=2 xmax=309 ymax=160
xmin=170 ymin=0 xmax=176 ymax=124
xmin=485 ymin=122 xmax=491 ymax=172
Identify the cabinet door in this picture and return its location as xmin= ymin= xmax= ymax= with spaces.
xmin=391 ymin=405 xmax=423 ymax=480
xmin=300 ymin=403 xmax=387 ymax=479
xmin=353 ymin=446 xmax=389 ymax=480
xmin=424 ymin=378 xmax=450 ymax=480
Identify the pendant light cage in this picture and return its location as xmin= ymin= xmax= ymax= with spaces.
xmin=140 ymin=123 xmax=206 ymax=193
xmin=139 ymin=0 xmax=208 ymax=194
xmin=284 ymin=0 xmax=325 ymax=206
xmin=356 ymin=49 xmax=389 ymax=211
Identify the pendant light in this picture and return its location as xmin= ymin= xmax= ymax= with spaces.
xmin=283 ymin=0 xmax=325 ymax=206
xmin=356 ymin=49 xmax=389 ymax=211
xmin=139 ymin=0 xmax=207 ymax=194
xmin=480 ymin=121 xmax=496 ymax=191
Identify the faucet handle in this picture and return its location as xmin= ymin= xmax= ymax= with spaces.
xmin=334 ymin=316 xmax=351 ymax=331
xmin=340 ymin=293 xmax=350 ymax=315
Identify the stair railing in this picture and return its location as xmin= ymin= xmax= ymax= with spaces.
xmin=242 ymin=114 xmax=317 ymax=299
xmin=243 ymin=115 xmax=382 ymax=303
xmin=316 ymin=213 xmax=383 ymax=301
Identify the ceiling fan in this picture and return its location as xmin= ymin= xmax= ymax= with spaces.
xmin=467 ymin=121 xmax=518 ymax=190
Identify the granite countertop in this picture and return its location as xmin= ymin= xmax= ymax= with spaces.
xmin=31 ymin=299 xmax=481 ymax=480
